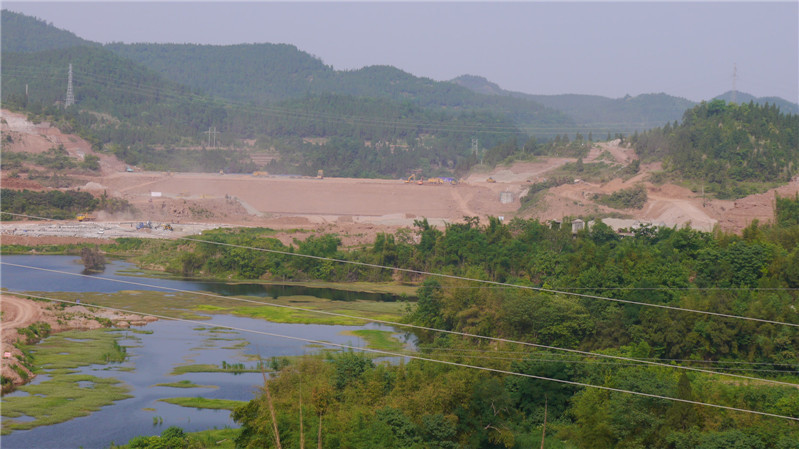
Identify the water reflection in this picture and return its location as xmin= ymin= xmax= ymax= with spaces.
xmin=1 ymin=255 xmax=411 ymax=302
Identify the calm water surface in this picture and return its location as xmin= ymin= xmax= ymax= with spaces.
xmin=1 ymin=255 xmax=412 ymax=448
xmin=1 ymin=254 xmax=407 ymax=301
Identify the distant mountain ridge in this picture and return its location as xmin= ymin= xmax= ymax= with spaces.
xmin=105 ymin=43 xmax=575 ymax=133
xmin=451 ymin=75 xmax=799 ymax=128
xmin=713 ymin=90 xmax=799 ymax=115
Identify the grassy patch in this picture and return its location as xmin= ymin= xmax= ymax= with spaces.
xmin=170 ymin=363 xmax=266 ymax=375
xmin=24 ymin=329 xmax=128 ymax=371
xmin=1 ymin=375 xmax=131 ymax=434
xmin=205 ymin=327 xmax=239 ymax=334
xmin=222 ymin=341 xmax=249 ymax=350
xmin=204 ymin=294 xmax=407 ymax=325
xmin=158 ymin=397 xmax=246 ymax=411
xmin=196 ymin=305 xmax=229 ymax=312
xmin=154 ymin=380 xmax=217 ymax=389
xmin=341 ymin=329 xmax=405 ymax=351
xmin=228 ymin=304 xmax=364 ymax=325
xmin=0 ymin=329 xmax=132 ymax=435
xmin=551 ymin=160 xmax=618 ymax=182
xmin=34 ymin=290 xmax=407 ymax=326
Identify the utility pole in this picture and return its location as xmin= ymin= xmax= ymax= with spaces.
xmin=65 ymin=63 xmax=75 ymax=107
xmin=732 ymin=63 xmax=738 ymax=104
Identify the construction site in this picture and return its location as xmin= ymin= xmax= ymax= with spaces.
xmin=2 ymin=109 xmax=797 ymax=247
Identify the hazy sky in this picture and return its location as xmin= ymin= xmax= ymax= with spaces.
xmin=4 ymin=1 xmax=798 ymax=103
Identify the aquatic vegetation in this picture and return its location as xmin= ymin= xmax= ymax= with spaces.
xmin=158 ymin=397 xmax=246 ymax=411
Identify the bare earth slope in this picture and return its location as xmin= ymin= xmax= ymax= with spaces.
xmin=2 ymin=111 xmax=796 ymax=243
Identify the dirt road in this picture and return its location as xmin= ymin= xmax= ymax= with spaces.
xmin=1 ymin=294 xmax=42 ymax=331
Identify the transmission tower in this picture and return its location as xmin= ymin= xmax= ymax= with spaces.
xmin=204 ymin=127 xmax=219 ymax=147
xmin=65 ymin=63 xmax=75 ymax=107
xmin=731 ymin=63 xmax=738 ymax=104
xmin=472 ymin=138 xmax=482 ymax=165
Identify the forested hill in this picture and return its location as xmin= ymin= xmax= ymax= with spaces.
xmin=2 ymin=46 xmax=194 ymax=117
xmin=0 ymin=11 xmax=526 ymax=177
xmin=106 ymin=42 xmax=574 ymax=130
xmin=0 ymin=11 xmax=543 ymax=177
xmin=105 ymin=43 xmax=334 ymax=105
xmin=452 ymin=74 xmax=799 ymax=130
xmin=713 ymin=90 xmax=799 ymax=115
xmin=1 ymin=43 xmax=523 ymax=176
xmin=0 ymin=10 xmax=97 ymax=52
xmin=632 ymin=100 xmax=799 ymax=198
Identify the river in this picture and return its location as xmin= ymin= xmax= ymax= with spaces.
xmin=1 ymin=255 xmax=412 ymax=448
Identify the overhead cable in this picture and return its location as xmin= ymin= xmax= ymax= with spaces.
xmin=4 ymin=290 xmax=798 ymax=423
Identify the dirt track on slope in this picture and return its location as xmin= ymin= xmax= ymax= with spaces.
xmin=1 ymin=294 xmax=42 ymax=330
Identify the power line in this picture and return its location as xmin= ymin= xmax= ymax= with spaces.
xmin=4 ymin=212 xmax=799 ymax=295
xmin=406 ymin=353 xmax=797 ymax=374
xmin=10 ymin=66 xmax=645 ymax=130
xmin=4 ymin=66 xmax=664 ymax=135
xmin=413 ymin=346 xmax=799 ymax=367
xmin=175 ymin=237 xmax=799 ymax=329
xmin=2 ymin=213 xmax=796 ymax=300
xmin=4 ymin=290 xmax=798 ymax=423
xmin=3 ymin=262 xmax=797 ymax=388
xmin=3 ymin=213 xmax=797 ymax=300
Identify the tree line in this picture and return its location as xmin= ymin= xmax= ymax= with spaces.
xmin=124 ymin=197 xmax=799 ymax=447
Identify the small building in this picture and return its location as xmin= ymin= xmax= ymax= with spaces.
xmin=572 ymin=219 xmax=585 ymax=234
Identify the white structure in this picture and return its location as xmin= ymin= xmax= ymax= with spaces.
xmin=65 ymin=64 xmax=75 ymax=107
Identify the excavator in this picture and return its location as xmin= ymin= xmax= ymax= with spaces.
xmin=404 ymin=174 xmax=423 ymax=185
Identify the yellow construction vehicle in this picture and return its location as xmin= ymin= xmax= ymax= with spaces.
xmin=404 ymin=174 xmax=417 ymax=184
xmin=76 ymin=213 xmax=95 ymax=222
xmin=163 ymin=224 xmax=173 ymax=231
xmin=486 ymin=177 xmax=496 ymax=183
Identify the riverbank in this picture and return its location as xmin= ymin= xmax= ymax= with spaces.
xmin=0 ymin=294 xmax=156 ymax=392
xmin=1 ymin=238 xmax=420 ymax=298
